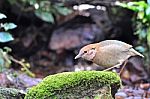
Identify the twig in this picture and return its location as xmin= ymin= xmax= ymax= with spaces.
xmin=9 ymin=56 xmax=35 ymax=77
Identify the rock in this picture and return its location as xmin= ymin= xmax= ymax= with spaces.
xmin=49 ymin=23 xmax=104 ymax=52
xmin=115 ymin=85 xmax=150 ymax=98
xmin=5 ymin=70 xmax=42 ymax=90
xmin=125 ymin=96 xmax=134 ymax=99
xmin=121 ymin=56 xmax=148 ymax=85
xmin=133 ymin=96 xmax=142 ymax=99
xmin=18 ymin=74 xmax=42 ymax=87
xmin=25 ymin=71 xmax=120 ymax=99
xmin=140 ymin=83 xmax=150 ymax=90
xmin=115 ymin=92 xmax=127 ymax=99
xmin=0 ymin=87 xmax=25 ymax=99
xmin=0 ymin=73 xmax=11 ymax=87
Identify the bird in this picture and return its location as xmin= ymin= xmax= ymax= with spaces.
xmin=75 ymin=40 xmax=144 ymax=73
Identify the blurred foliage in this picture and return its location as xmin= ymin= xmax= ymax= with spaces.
xmin=0 ymin=47 xmax=12 ymax=72
xmin=0 ymin=13 xmax=15 ymax=72
xmin=0 ymin=13 xmax=34 ymax=77
xmin=0 ymin=13 xmax=14 ymax=42
xmin=7 ymin=0 xmax=72 ymax=23
xmin=117 ymin=1 xmax=150 ymax=66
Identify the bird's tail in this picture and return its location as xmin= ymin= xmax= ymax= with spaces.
xmin=130 ymin=48 xmax=144 ymax=58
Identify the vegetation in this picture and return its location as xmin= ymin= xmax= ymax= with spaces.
xmin=117 ymin=0 xmax=150 ymax=66
xmin=8 ymin=0 xmax=72 ymax=23
xmin=0 ymin=0 xmax=73 ymax=77
xmin=0 ymin=13 xmax=34 ymax=77
xmin=0 ymin=0 xmax=150 ymax=98
xmin=25 ymin=71 xmax=121 ymax=99
xmin=0 ymin=13 xmax=16 ymax=72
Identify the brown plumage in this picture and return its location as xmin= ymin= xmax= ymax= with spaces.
xmin=75 ymin=40 xmax=144 ymax=69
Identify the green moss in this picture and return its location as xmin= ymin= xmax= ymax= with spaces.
xmin=25 ymin=71 xmax=121 ymax=99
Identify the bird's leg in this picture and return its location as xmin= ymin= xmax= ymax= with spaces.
xmin=119 ymin=59 xmax=128 ymax=75
xmin=103 ymin=63 xmax=122 ymax=71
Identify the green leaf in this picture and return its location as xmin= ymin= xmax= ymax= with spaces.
xmin=135 ymin=28 xmax=147 ymax=39
xmin=1 ymin=23 xmax=17 ymax=31
xmin=0 ymin=13 xmax=7 ymax=19
xmin=35 ymin=10 xmax=54 ymax=23
xmin=55 ymin=6 xmax=72 ymax=15
xmin=0 ymin=58 xmax=4 ymax=65
xmin=138 ymin=11 xmax=145 ymax=19
xmin=116 ymin=2 xmax=139 ymax=12
xmin=146 ymin=6 xmax=150 ymax=21
xmin=28 ymin=0 xmax=36 ymax=5
xmin=147 ymin=27 xmax=150 ymax=47
xmin=0 ymin=57 xmax=5 ymax=72
xmin=0 ymin=48 xmax=11 ymax=71
xmin=117 ymin=1 xmax=147 ymax=12
xmin=58 ymin=7 xmax=72 ymax=15
xmin=0 ymin=50 xmax=5 ymax=72
xmin=146 ymin=6 xmax=150 ymax=16
xmin=4 ymin=47 xmax=12 ymax=53
xmin=129 ymin=1 xmax=147 ymax=8
xmin=135 ymin=46 xmax=146 ymax=53
xmin=142 ymin=18 xmax=148 ymax=23
xmin=0 ymin=32 xmax=14 ymax=43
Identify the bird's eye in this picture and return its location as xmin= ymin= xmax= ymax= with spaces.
xmin=92 ymin=48 xmax=95 ymax=50
xmin=84 ymin=51 xmax=87 ymax=53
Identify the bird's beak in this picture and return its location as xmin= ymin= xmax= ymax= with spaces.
xmin=74 ymin=53 xmax=82 ymax=59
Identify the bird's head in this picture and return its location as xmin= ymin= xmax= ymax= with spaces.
xmin=75 ymin=43 xmax=98 ymax=61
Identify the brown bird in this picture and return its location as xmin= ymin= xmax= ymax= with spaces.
xmin=75 ymin=40 xmax=144 ymax=72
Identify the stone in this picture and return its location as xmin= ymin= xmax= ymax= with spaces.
xmin=25 ymin=71 xmax=120 ymax=99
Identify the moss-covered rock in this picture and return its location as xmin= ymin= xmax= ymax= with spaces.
xmin=25 ymin=71 xmax=121 ymax=99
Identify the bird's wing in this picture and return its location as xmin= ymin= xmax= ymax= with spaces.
xmin=98 ymin=40 xmax=132 ymax=48
xmin=98 ymin=40 xmax=144 ymax=57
